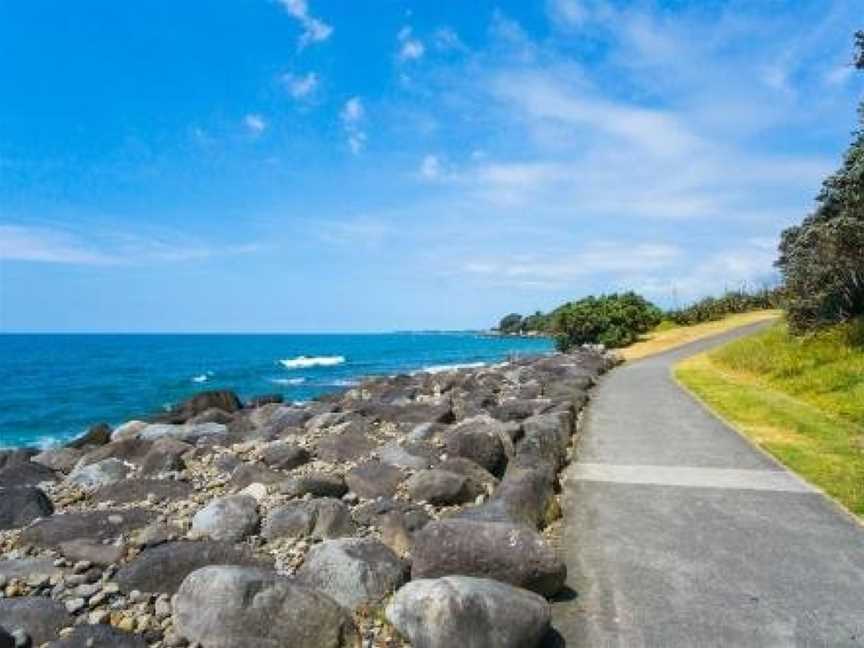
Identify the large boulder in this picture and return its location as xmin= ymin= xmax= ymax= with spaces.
xmin=153 ymin=390 xmax=243 ymax=424
xmin=406 ymin=469 xmax=473 ymax=506
xmin=296 ymin=538 xmax=408 ymax=611
xmin=139 ymin=437 xmax=191 ymax=475
xmin=0 ymin=487 xmax=53 ymax=530
xmin=315 ymin=428 xmax=378 ymax=464
xmin=0 ymin=449 xmax=37 ymax=470
xmin=352 ymin=498 xmax=430 ymax=532
xmin=0 ymin=598 xmax=71 ymax=646
xmin=344 ymin=461 xmax=404 ymax=499
xmin=279 ymin=473 xmax=347 ymax=498
xmin=386 ymin=576 xmax=551 ymax=648
xmin=411 ymin=519 xmax=566 ymax=597
xmin=0 ymin=461 xmax=57 ymax=487
xmin=115 ymin=540 xmax=267 ymax=595
xmin=191 ymin=495 xmax=259 ymax=542
xmin=444 ymin=416 xmax=508 ymax=476
xmin=263 ymin=499 xmax=355 ymax=541
xmin=490 ymin=399 xmax=554 ymax=422
xmin=0 ymin=559 xmax=62 ymax=581
xmin=139 ymin=422 xmax=229 ymax=445
xmin=174 ymin=566 xmax=360 ymax=648
xmin=378 ymin=441 xmax=439 ymax=470
xmin=65 ymin=422 xmax=112 ymax=449
xmin=20 ymin=509 xmax=157 ymax=549
xmin=437 ymin=458 xmax=498 ymax=497
xmin=65 ymin=458 xmax=131 ymax=491
xmin=77 ymin=438 xmax=152 ymax=468
xmin=47 ymin=625 xmax=147 ymax=647
xmin=91 ymin=478 xmax=193 ymax=505
xmin=230 ymin=462 xmax=285 ymax=489
xmin=261 ymin=442 xmax=310 ymax=471
xmin=31 ymin=447 xmax=82 ymax=474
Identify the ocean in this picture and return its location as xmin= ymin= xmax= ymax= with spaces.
xmin=0 ymin=333 xmax=553 ymax=448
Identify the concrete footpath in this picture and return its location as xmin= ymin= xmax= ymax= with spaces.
xmin=551 ymin=322 xmax=864 ymax=647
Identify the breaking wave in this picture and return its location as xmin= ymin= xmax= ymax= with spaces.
xmin=279 ymin=355 xmax=346 ymax=370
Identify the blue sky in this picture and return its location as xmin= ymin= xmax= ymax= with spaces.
xmin=0 ymin=0 xmax=861 ymax=332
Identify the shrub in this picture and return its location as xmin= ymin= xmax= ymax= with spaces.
xmin=665 ymin=288 xmax=783 ymax=326
xmin=552 ymin=292 xmax=663 ymax=351
xmin=497 ymin=313 xmax=523 ymax=334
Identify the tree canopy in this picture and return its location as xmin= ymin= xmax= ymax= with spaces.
xmin=776 ymin=32 xmax=864 ymax=332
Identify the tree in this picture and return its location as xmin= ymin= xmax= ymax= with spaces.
xmin=497 ymin=313 xmax=524 ymax=334
xmin=776 ymin=32 xmax=864 ymax=332
xmin=552 ymin=292 xmax=662 ymax=351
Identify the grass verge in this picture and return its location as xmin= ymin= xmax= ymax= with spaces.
xmin=620 ymin=310 xmax=781 ymax=361
xmin=675 ymin=320 xmax=864 ymax=517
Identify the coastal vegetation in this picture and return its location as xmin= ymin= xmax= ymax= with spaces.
xmin=676 ymin=319 xmax=864 ymax=516
xmin=776 ymin=31 xmax=864 ymax=334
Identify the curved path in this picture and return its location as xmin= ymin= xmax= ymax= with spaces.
xmin=551 ymin=322 xmax=864 ymax=647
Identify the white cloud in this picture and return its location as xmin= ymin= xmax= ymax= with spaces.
xmin=0 ymin=225 xmax=262 ymax=266
xmin=244 ymin=113 xmax=267 ymax=135
xmin=433 ymin=27 xmax=467 ymax=53
xmin=340 ymin=97 xmax=367 ymax=154
xmin=282 ymin=71 xmax=320 ymax=99
xmin=397 ymin=26 xmax=425 ymax=62
xmin=277 ymin=0 xmax=333 ymax=49
xmin=419 ymin=155 xmax=442 ymax=179
xmin=824 ymin=65 xmax=854 ymax=86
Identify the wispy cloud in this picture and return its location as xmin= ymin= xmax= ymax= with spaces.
xmin=340 ymin=97 xmax=367 ymax=154
xmin=0 ymin=224 xmax=261 ymax=266
xmin=419 ymin=154 xmax=442 ymax=179
xmin=281 ymin=71 xmax=320 ymax=100
xmin=243 ymin=113 xmax=267 ymax=135
xmin=276 ymin=0 xmax=333 ymax=49
xmin=397 ymin=26 xmax=425 ymax=62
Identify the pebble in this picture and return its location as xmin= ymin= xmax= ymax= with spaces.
xmin=88 ymin=609 xmax=110 ymax=625
xmin=65 ymin=597 xmax=86 ymax=613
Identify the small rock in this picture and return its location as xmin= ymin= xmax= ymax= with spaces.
xmin=191 ymin=495 xmax=259 ymax=543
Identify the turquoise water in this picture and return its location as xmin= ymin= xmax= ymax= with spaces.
xmin=0 ymin=333 xmax=553 ymax=448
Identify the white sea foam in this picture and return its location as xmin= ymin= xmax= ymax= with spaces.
xmin=417 ymin=361 xmax=486 ymax=374
xmin=279 ymin=355 xmax=346 ymax=369
xmin=270 ymin=377 xmax=306 ymax=386
xmin=330 ymin=378 xmax=359 ymax=387
xmin=192 ymin=374 xmax=209 ymax=383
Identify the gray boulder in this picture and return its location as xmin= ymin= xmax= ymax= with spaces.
xmin=77 ymin=438 xmax=152 ymax=468
xmin=115 ymin=540 xmax=267 ymax=595
xmin=0 ymin=559 xmax=63 ymax=581
xmin=406 ymin=470 xmax=472 ymax=505
xmin=139 ymin=437 xmax=191 ymax=475
xmin=345 ymin=461 xmax=404 ymax=499
xmin=91 ymin=478 xmax=193 ymax=505
xmin=352 ymin=498 xmax=430 ymax=532
xmin=191 ymin=495 xmax=259 ymax=542
xmin=174 ymin=566 xmax=360 ymax=648
xmin=139 ymin=422 xmax=229 ymax=445
xmin=65 ymin=458 xmax=131 ymax=491
xmin=0 ymin=598 xmax=71 ymax=646
xmin=152 ymin=389 xmax=242 ymax=424
xmin=65 ymin=422 xmax=112 ymax=449
xmin=263 ymin=499 xmax=355 ymax=541
xmin=20 ymin=509 xmax=156 ymax=549
xmin=279 ymin=472 xmax=347 ymax=498
xmin=230 ymin=462 xmax=285 ymax=489
xmin=444 ymin=416 xmax=507 ymax=476
xmin=437 ymin=458 xmax=498 ymax=496
xmin=56 ymin=539 xmax=126 ymax=567
xmin=0 ymin=461 xmax=57 ymax=487
xmin=386 ymin=576 xmax=551 ymax=648
xmin=314 ymin=424 xmax=377 ymax=462
xmin=296 ymin=538 xmax=408 ymax=610
xmin=411 ymin=519 xmax=566 ymax=597
xmin=378 ymin=441 xmax=438 ymax=470
xmin=261 ymin=442 xmax=310 ymax=471
xmin=47 ymin=625 xmax=147 ymax=647
xmin=31 ymin=447 xmax=82 ymax=474
xmin=0 ymin=487 xmax=53 ymax=530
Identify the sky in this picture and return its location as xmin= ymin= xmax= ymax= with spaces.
xmin=0 ymin=0 xmax=862 ymax=332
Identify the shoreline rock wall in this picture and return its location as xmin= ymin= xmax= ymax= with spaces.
xmin=0 ymin=348 xmax=617 ymax=648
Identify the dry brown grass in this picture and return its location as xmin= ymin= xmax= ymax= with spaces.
xmin=619 ymin=310 xmax=782 ymax=361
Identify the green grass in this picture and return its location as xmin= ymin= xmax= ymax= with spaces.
xmin=675 ymin=319 xmax=864 ymax=516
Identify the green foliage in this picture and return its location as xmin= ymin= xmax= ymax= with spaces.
xmin=666 ymin=288 xmax=783 ymax=326
xmin=777 ymin=33 xmax=864 ymax=333
xmin=497 ymin=313 xmax=524 ymax=334
xmin=551 ymin=292 xmax=663 ymax=351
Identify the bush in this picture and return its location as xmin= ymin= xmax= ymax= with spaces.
xmin=666 ymin=288 xmax=783 ymax=326
xmin=552 ymin=292 xmax=662 ymax=352
xmin=777 ymin=33 xmax=864 ymax=333
xmin=497 ymin=313 xmax=523 ymax=334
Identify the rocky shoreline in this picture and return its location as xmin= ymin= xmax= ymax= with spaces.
xmin=0 ymin=348 xmax=617 ymax=648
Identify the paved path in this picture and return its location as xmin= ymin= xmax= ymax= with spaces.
xmin=552 ymin=322 xmax=864 ymax=647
